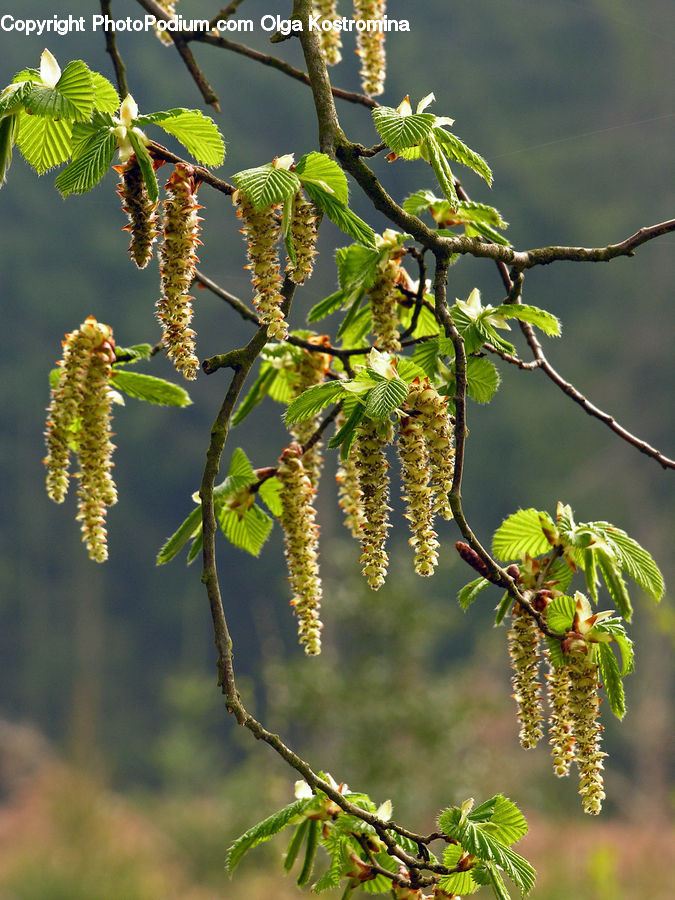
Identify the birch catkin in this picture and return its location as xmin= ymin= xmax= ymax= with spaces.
xmin=353 ymin=0 xmax=387 ymax=96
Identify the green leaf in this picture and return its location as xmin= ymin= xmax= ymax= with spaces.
xmin=0 ymin=114 xmax=18 ymax=188
xmin=91 ymin=72 xmax=120 ymax=114
xmin=258 ymin=477 xmax=283 ymax=517
xmin=426 ymin=130 xmax=458 ymax=208
xmin=545 ymin=595 xmax=576 ymax=634
xmin=53 ymin=60 xmax=95 ymax=120
xmin=597 ymin=550 xmax=633 ymax=621
xmin=186 ymin=529 xmax=202 ymax=565
xmin=492 ymin=509 xmax=555 ymax=561
xmin=221 ymin=447 xmax=255 ymax=491
xmin=372 ymin=106 xmax=436 ymax=152
xmin=308 ymin=289 xmax=347 ymax=323
xmin=439 ymin=846 xmax=481 ymax=895
xmin=285 ymin=380 xmax=345 ymax=425
xmin=314 ymin=830 xmax=351 ymax=892
xmin=412 ymin=338 xmax=441 ymax=377
xmin=594 ymin=618 xmax=634 ymax=674
xmin=402 ymin=188 xmax=439 ymax=216
xmin=364 ymin=377 xmax=408 ymax=419
xmin=474 ymin=318 xmax=516 ymax=356
xmin=597 ymin=642 xmax=626 ymax=719
xmin=297 ymin=818 xmax=319 ymax=886
xmin=471 ymin=795 xmax=528 ymax=846
xmin=233 ymin=163 xmax=299 ymax=209
xmin=329 ymin=400 xmax=365 ymax=458
xmin=157 ymin=109 xmax=225 ymax=166
xmin=458 ymin=577 xmax=490 ymax=611
xmin=225 ymin=799 xmax=311 ymax=874
xmin=466 ymin=356 xmax=501 ymax=403
xmin=435 ymin=128 xmax=492 ymax=186
xmin=338 ymin=303 xmax=372 ymax=349
xmin=15 ymin=110 xmax=72 ymax=173
xmin=590 ymin=523 xmax=664 ymax=602
xmin=0 ymin=81 xmax=32 ymax=118
xmin=156 ymin=504 xmax=202 ymax=565
xmin=545 ymin=635 xmax=566 ymax=669
xmin=484 ymin=862 xmax=512 ymax=900
xmin=111 ymin=371 xmax=192 ymax=407
xmin=304 ymin=185 xmax=376 ymax=248
xmin=296 ymin=151 xmax=349 ymax=205
xmin=337 ymin=243 xmax=383 ymax=293
xmin=497 ymin=304 xmax=561 ymax=337
xmin=494 ymin=592 xmax=512 ymax=626
xmin=22 ymin=83 xmax=80 ymax=121
xmin=284 ymin=820 xmax=309 ymax=874
xmin=54 ymin=127 xmax=116 ymax=196
xmin=232 ymin=366 xmax=278 ymax=426
xmin=218 ymin=502 xmax=272 ymax=556
xmin=114 ymin=343 xmax=153 ymax=364
xmin=127 ymin=130 xmax=158 ymax=204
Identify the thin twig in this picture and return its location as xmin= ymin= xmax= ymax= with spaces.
xmin=100 ymin=0 xmax=128 ymax=96
xmin=209 ymin=1 xmax=247 ymax=29
xmin=172 ymin=37 xmax=221 ymax=111
xmin=148 ymin=141 xmax=234 ymax=194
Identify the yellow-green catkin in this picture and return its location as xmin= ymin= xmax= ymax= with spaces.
xmin=277 ymin=445 xmax=323 ymax=655
xmin=116 ymin=156 xmax=159 ymax=269
xmin=286 ymin=192 xmax=319 ymax=285
xmin=236 ymin=192 xmax=287 ymax=340
xmin=370 ymin=257 xmax=402 ymax=352
xmin=397 ymin=411 xmax=439 ymax=577
xmin=313 ymin=1 xmax=343 ymax=64
xmin=335 ymin=414 xmax=365 ymax=539
xmin=353 ymin=0 xmax=387 ymax=96
xmin=567 ymin=650 xmax=606 ymax=814
xmin=546 ymin=657 xmax=575 ymax=777
xmin=44 ymin=317 xmax=118 ymax=562
xmin=508 ymin=607 xmax=544 ymax=749
xmin=153 ymin=0 xmax=179 ymax=45
xmin=289 ymin=338 xmax=332 ymax=489
xmin=157 ymin=164 xmax=202 ymax=380
xmin=407 ymin=377 xmax=454 ymax=520
xmin=354 ymin=418 xmax=393 ymax=590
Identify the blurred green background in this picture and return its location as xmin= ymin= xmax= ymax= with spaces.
xmin=0 ymin=1 xmax=672 ymax=896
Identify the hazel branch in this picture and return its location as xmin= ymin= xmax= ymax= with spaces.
xmin=99 ymin=0 xmax=129 ymax=96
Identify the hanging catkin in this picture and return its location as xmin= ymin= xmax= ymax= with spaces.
xmin=353 ymin=0 xmax=387 ymax=96
xmin=313 ymin=0 xmax=343 ymax=65
xmin=115 ymin=155 xmax=159 ymax=269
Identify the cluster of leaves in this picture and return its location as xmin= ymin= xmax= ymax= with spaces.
xmin=458 ymin=501 xmax=663 ymax=719
xmin=0 ymin=49 xmax=224 ymax=200
xmin=226 ymin=780 xmax=535 ymax=900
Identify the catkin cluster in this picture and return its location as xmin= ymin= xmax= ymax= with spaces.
xmin=546 ymin=657 xmax=576 ymax=777
xmin=157 ymin=164 xmax=202 ymax=380
xmin=566 ymin=650 xmax=606 ymax=814
xmin=44 ymin=317 xmax=118 ymax=562
xmin=286 ymin=191 xmax=320 ymax=285
xmin=404 ymin=378 xmax=454 ymax=521
xmin=115 ymin=155 xmax=159 ymax=269
xmin=353 ymin=419 xmax=393 ymax=590
xmin=353 ymin=0 xmax=387 ymax=96
xmin=289 ymin=338 xmax=332 ymax=489
xmin=277 ymin=445 xmax=323 ymax=655
xmin=153 ymin=0 xmax=179 ymax=45
xmin=507 ymin=607 xmax=545 ymax=749
xmin=335 ymin=413 xmax=365 ymax=540
xmin=313 ymin=0 xmax=343 ymax=64
xmin=236 ymin=192 xmax=287 ymax=341
xmin=397 ymin=413 xmax=439 ymax=577
xmin=370 ymin=257 xmax=403 ymax=352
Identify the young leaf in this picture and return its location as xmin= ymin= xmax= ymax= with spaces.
xmin=52 ymin=60 xmax=95 ymax=120
xmin=472 ymin=795 xmax=528 ymax=846
xmin=492 ymin=509 xmax=555 ymax=561
xmin=363 ymin=377 xmax=408 ymax=419
xmin=111 ymin=371 xmax=192 ymax=407
xmin=225 ymin=799 xmax=311 ymax=875
xmin=597 ymin=550 xmax=633 ymax=621
xmin=91 ymin=72 xmax=120 ymax=114
xmin=484 ymin=863 xmax=512 ymax=900
xmin=232 ymin=366 xmax=278 ymax=426
xmin=497 ymin=304 xmax=561 ymax=337
xmin=372 ymin=106 xmax=436 ymax=153
xmin=127 ymin=130 xmax=159 ymax=204
xmin=545 ymin=634 xmax=566 ymax=669
xmin=426 ymin=130 xmax=459 ymax=208
xmin=218 ymin=501 xmax=273 ymax=557
xmin=435 ymin=128 xmax=492 ymax=186
xmin=545 ymin=595 xmax=576 ymax=634
xmin=597 ymin=642 xmax=626 ymax=719
xmin=494 ymin=592 xmax=512 ymax=626
xmin=114 ymin=344 xmax=153 ymax=364
xmin=141 ymin=109 xmax=225 ymax=166
xmin=466 ymin=356 xmax=501 ymax=403
xmin=222 ymin=447 xmax=255 ymax=490
xmin=308 ymin=289 xmax=347 ymax=323
xmin=304 ymin=185 xmax=376 ymax=248
xmin=156 ymin=504 xmax=202 ymax=565
xmin=0 ymin=113 xmax=18 ymax=188
xmin=458 ymin=576 xmax=490 ymax=611
xmin=412 ymin=338 xmax=442 ymax=377
xmin=296 ymin=817 xmax=319 ymax=886
xmin=15 ymin=110 xmax=72 ymax=173
xmin=590 ymin=523 xmax=664 ymax=602
xmin=594 ymin=618 xmax=634 ymax=674
xmin=258 ymin=476 xmax=283 ymax=518
xmin=285 ymin=380 xmax=345 ymax=425
xmin=186 ymin=529 xmax=202 ymax=565
xmin=329 ymin=400 xmax=365 ymax=457
xmin=439 ymin=846 xmax=481 ymax=895
xmin=296 ymin=151 xmax=349 ymax=205
xmin=233 ymin=163 xmax=300 ymax=209
xmin=54 ymin=127 xmax=116 ymax=196
xmin=284 ymin=819 xmax=310 ymax=873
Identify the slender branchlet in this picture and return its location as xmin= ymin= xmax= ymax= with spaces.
xmin=153 ymin=0 xmax=179 ymax=45
xmin=354 ymin=418 xmax=393 ymax=590
xmin=546 ymin=655 xmax=575 ymax=778
xmin=289 ymin=337 xmax=332 ymax=488
xmin=566 ymin=644 xmax=606 ymax=814
xmin=44 ymin=317 xmax=117 ymax=562
xmin=507 ymin=606 xmax=544 ymax=749
xmin=353 ymin=0 xmax=387 ymax=96
xmin=278 ymin=444 xmax=323 ymax=655
xmin=115 ymin=155 xmax=159 ymax=268
xmin=312 ymin=0 xmax=343 ymax=64
xmin=157 ymin=163 xmax=202 ymax=380
xmin=235 ymin=192 xmax=287 ymax=340
xmin=286 ymin=191 xmax=320 ymax=284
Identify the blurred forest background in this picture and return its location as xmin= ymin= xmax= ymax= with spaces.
xmin=0 ymin=0 xmax=672 ymax=896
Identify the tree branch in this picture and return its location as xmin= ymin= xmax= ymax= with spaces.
xmin=100 ymin=0 xmax=128 ymax=96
